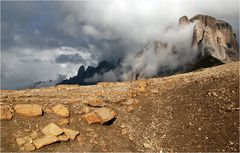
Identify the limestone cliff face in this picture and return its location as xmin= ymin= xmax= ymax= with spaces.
xmin=180 ymin=14 xmax=239 ymax=63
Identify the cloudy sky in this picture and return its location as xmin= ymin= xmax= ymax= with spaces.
xmin=1 ymin=0 xmax=239 ymax=89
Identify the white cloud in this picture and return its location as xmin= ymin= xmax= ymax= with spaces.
xmin=1 ymin=0 xmax=239 ymax=89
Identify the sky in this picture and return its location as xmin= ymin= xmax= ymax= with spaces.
xmin=1 ymin=0 xmax=239 ymax=89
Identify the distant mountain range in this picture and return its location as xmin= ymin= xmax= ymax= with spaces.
xmin=59 ymin=14 xmax=239 ymax=86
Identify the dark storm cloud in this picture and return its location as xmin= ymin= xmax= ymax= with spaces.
xmin=55 ymin=53 xmax=84 ymax=64
xmin=1 ymin=0 xmax=239 ymax=89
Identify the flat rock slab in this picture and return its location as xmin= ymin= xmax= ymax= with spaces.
xmin=0 ymin=105 xmax=13 ymax=120
xmin=14 ymin=104 xmax=42 ymax=117
xmin=52 ymin=104 xmax=69 ymax=117
xmin=42 ymin=122 xmax=63 ymax=136
xmin=33 ymin=135 xmax=59 ymax=149
xmin=95 ymin=108 xmax=117 ymax=124
xmin=84 ymin=108 xmax=116 ymax=124
xmin=62 ymin=128 xmax=79 ymax=140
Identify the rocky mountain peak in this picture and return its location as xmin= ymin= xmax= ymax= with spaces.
xmin=77 ymin=65 xmax=85 ymax=77
xmin=180 ymin=14 xmax=239 ymax=63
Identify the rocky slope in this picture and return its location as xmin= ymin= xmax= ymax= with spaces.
xmin=1 ymin=61 xmax=239 ymax=152
xmin=60 ymin=14 xmax=239 ymax=85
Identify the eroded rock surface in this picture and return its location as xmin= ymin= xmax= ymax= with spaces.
xmin=14 ymin=104 xmax=43 ymax=117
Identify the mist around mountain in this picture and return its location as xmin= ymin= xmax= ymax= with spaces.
xmin=59 ymin=14 xmax=239 ymax=86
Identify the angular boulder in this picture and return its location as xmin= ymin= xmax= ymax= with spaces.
xmin=95 ymin=108 xmax=117 ymax=124
xmin=14 ymin=104 xmax=42 ymax=117
xmin=84 ymin=108 xmax=116 ymax=125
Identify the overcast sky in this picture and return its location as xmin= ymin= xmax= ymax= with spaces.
xmin=1 ymin=0 xmax=239 ymax=89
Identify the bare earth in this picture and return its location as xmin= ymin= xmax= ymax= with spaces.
xmin=0 ymin=61 xmax=239 ymax=152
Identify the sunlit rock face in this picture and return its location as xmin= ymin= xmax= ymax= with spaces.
xmin=180 ymin=14 xmax=239 ymax=63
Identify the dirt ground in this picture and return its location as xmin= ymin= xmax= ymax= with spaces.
xmin=0 ymin=61 xmax=239 ymax=152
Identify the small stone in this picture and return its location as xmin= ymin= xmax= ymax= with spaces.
xmin=143 ymin=143 xmax=152 ymax=149
xmin=58 ymin=118 xmax=69 ymax=126
xmin=86 ymin=98 xmax=105 ymax=107
xmin=14 ymin=104 xmax=42 ymax=117
xmin=207 ymin=91 xmax=217 ymax=97
xmin=19 ymin=146 xmax=25 ymax=151
xmin=126 ymin=106 xmax=134 ymax=113
xmin=23 ymin=136 xmax=32 ymax=142
xmin=121 ymin=128 xmax=128 ymax=135
xmin=30 ymin=131 xmax=39 ymax=139
xmin=229 ymin=141 xmax=234 ymax=145
xmin=58 ymin=134 xmax=69 ymax=141
xmin=62 ymin=128 xmax=79 ymax=140
xmin=42 ymin=122 xmax=63 ymax=136
xmin=0 ymin=105 xmax=13 ymax=120
xmin=82 ymin=106 xmax=90 ymax=114
xmin=52 ymin=104 xmax=70 ymax=117
xmin=83 ymin=112 xmax=102 ymax=124
xmin=211 ymin=91 xmax=218 ymax=96
xmin=33 ymin=135 xmax=59 ymax=149
xmin=45 ymin=108 xmax=52 ymax=113
xmin=16 ymin=138 xmax=27 ymax=146
xmin=95 ymin=107 xmax=117 ymax=124
xmin=24 ymin=142 xmax=35 ymax=151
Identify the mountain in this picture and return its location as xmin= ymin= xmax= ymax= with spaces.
xmin=185 ymin=14 xmax=239 ymax=62
xmin=59 ymin=61 xmax=115 ymax=85
xmin=59 ymin=14 xmax=239 ymax=85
